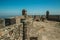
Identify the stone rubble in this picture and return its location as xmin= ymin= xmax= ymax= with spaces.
xmin=0 ymin=16 xmax=60 ymax=40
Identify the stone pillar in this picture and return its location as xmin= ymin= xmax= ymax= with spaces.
xmin=46 ymin=11 xmax=49 ymax=19
xmin=21 ymin=19 xmax=27 ymax=40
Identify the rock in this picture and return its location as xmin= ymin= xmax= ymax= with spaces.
xmin=0 ymin=31 xmax=3 ymax=37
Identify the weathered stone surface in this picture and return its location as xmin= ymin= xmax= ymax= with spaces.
xmin=0 ymin=16 xmax=60 ymax=40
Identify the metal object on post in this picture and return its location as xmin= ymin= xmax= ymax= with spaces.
xmin=21 ymin=19 xmax=26 ymax=23
xmin=21 ymin=19 xmax=27 ymax=40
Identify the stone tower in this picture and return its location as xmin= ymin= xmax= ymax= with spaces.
xmin=46 ymin=11 xmax=49 ymax=19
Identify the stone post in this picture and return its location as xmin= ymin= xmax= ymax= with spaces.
xmin=21 ymin=19 xmax=27 ymax=40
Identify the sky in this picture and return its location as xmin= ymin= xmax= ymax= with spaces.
xmin=0 ymin=0 xmax=60 ymax=17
